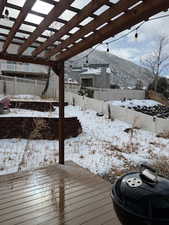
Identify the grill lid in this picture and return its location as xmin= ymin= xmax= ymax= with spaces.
xmin=113 ymin=164 xmax=169 ymax=219
xmin=116 ymin=164 xmax=169 ymax=202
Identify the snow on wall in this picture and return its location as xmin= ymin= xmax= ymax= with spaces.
xmin=66 ymin=92 xmax=169 ymax=134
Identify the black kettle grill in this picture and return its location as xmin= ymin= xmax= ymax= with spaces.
xmin=112 ymin=164 xmax=169 ymax=225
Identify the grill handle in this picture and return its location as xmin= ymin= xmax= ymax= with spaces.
xmin=140 ymin=164 xmax=156 ymax=173
xmin=140 ymin=164 xmax=158 ymax=185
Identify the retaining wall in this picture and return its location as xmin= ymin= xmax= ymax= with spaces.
xmin=66 ymin=92 xmax=169 ymax=134
xmin=93 ymin=88 xmax=145 ymax=101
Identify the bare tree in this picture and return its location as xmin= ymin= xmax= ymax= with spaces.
xmin=141 ymin=35 xmax=169 ymax=91
xmin=42 ymin=22 xmax=60 ymax=96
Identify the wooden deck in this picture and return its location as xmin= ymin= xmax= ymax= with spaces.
xmin=0 ymin=162 xmax=121 ymax=225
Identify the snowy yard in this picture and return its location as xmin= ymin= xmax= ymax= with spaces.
xmin=1 ymin=101 xmax=169 ymax=177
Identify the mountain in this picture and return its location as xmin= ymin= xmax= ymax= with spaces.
xmin=65 ymin=49 xmax=153 ymax=88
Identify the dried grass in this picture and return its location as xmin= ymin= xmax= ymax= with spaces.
xmin=157 ymin=131 xmax=169 ymax=139
xmin=17 ymin=119 xmax=49 ymax=172
xmin=151 ymin=155 xmax=169 ymax=178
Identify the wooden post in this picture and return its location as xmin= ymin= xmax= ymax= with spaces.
xmin=52 ymin=61 xmax=65 ymax=164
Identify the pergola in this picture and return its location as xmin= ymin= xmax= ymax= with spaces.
xmin=0 ymin=0 xmax=169 ymax=164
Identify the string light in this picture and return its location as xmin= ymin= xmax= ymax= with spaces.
xmin=5 ymin=9 xmax=9 ymax=18
xmin=135 ymin=28 xmax=138 ymax=39
xmin=1 ymin=8 xmax=10 ymax=20
xmin=86 ymin=55 xmax=89 ymax=64
xmin=106 ymin=43 xmax=110 ymax=52
xmin=69 ymin=13 xmax=169 ymax=64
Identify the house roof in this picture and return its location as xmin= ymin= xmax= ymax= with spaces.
xmin=81 ymin=67 xmax=111 ymax=75
xmin=0 ymin=0 xmax=168 ymax=66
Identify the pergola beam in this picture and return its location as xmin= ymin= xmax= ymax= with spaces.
xmin=32 ymin=0 xmax=109 ymax=57
xmin=17 ymin=0 xmax=75 ymax=56
xmin=44 ymin=0 xmax=139 ymax=58
xmin=55 ymin=0 xmax=169 ymax=62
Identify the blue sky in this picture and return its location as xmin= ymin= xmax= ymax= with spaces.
xmin=97 ymin=11 xmax=169 ymax=73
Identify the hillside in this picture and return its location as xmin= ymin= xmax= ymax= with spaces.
xmin=66 ymin=49 xmax=153 ymax=88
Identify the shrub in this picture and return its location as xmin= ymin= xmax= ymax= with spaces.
xmin=78 ymin=87 xmax=94 ymax=98
xmin=148 ymin=77 xmax=169 ymax=94
xmin=151 ymin=156 xmax=169 ymax=178
xmin=110 ymin=84 xmax=120 ymax=89
xmin=135 ymin=80 xmax=143 ymax=90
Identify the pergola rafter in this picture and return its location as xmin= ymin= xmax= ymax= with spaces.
xmin=0 ymin=0 xmax=168 ymax=63
xmin=5 ymin=2 xmax=74 ymax=28
xmin=0 ymin=0 xmax=169 ymax=165
xmin=0 ymin=32 xmax=58 ymax=49
xmin=17 ymin=0 xmax=75 ymax=56
xmin=0 ymin=24 xmax=50 ymax=41
xmin=8 ymin=15 xmax=68 ymax=37
xmin=32 ymin=0 xmax=109 ymax=57
xmin=55 ymin=0 xmax=169 ymax=61
xmin=2 ymin=0 xmax=37 ymax=53
xmin=43 ymin=0 xmax=139 ymax=58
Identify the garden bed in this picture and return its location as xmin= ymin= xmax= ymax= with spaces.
xmin=0 ymin=116 xmax=82 ymax=139
xmin=10 ymin=100 xmax=68 ymax=112
xmin=111 ymin=99 xmax=169 ymax=119
xmin=129 ymin=105 xmax=169 ymax=119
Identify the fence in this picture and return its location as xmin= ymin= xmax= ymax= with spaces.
xmin=65 ymin=92 xmax=169 ymax=134
xmin=0 ymin=75 xmax=59 ymax=99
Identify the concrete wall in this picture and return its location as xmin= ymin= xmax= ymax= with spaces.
xmin=92 ymin=88 xmax=145 ymax=101
xmin=65 ymin=84 xmax=145 ymax=101
xmin=66 ymin=92 xmax=169 ymax=134
xmin=80 ymin=73 xmax=110 ymax=88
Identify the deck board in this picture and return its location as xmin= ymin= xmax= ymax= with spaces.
xmin=0 ymin=162 xmax=121 ymax=225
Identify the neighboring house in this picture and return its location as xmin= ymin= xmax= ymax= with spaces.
xmin=69 ymin=64 xmax=111 ymax=88
xmin=0 ymin=60 xmax=48 ymax=80
xmin=0 ymin=60 xmax=59 ymax=98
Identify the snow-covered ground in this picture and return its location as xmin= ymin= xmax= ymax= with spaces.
xmin=0 ymin=94 xmax=56 ymax=102
xmin=111 ymin=99 xmax=161 ymax=107
xmin=0 ymin=108 xmax=58 ymax=118
xmin=0 ymin=94 xmax=41 ymax=101
xmin=1 ymin=103 xmax=169 ymax=177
